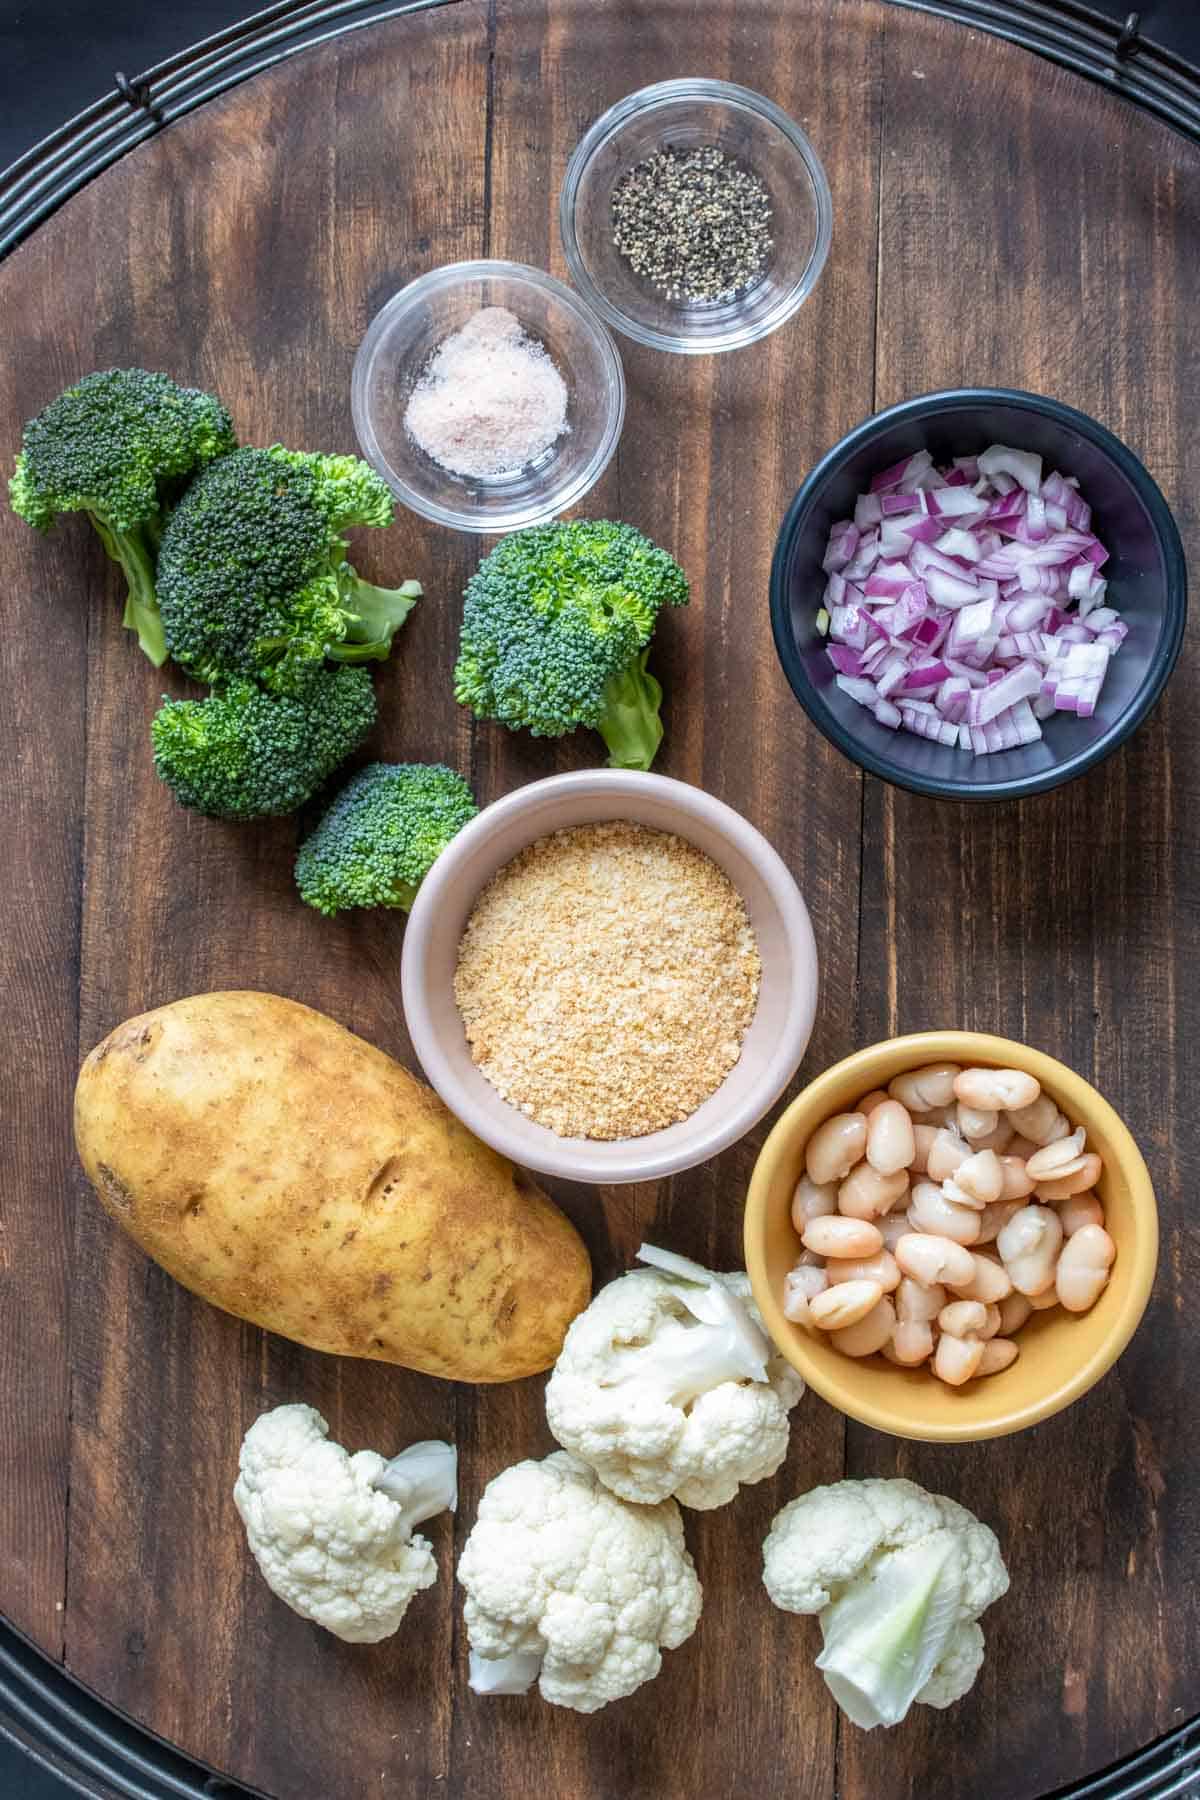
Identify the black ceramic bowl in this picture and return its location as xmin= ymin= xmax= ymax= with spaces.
xmin=770 ymin=389 xmax=1187 ymax=800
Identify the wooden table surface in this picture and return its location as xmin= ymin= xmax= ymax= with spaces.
xmin=1 ymin=3 xmax=1197 ymax=1796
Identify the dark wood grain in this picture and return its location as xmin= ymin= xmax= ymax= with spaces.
xmin=0 ymin=1 xmax=1197 ymax=1796
xmin=48 ymin=13 xmax=489 ymax=1797
xmin=0 ymin=293 xmax=89 ymax=1653
xmin=847 ymin=12 xmax=1200 ymax=1800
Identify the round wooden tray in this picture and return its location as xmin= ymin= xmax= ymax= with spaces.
xmin=1 ymin=3 xmax=1197 ymax=1797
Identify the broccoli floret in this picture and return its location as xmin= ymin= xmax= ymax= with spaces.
xmin=9 ymin=367 xmax=236 ymax=666
xmin=157 ymin=446 xmax=420 ymax=693
xmin=454 ymin=519 xmax=688 ymax=771
xmin=295 ymin=762 xmax=478 ymax=916
xmin=151 ymin=667 xmax=377 ymax=821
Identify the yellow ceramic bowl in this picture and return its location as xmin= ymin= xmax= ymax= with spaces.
xmin=744 ymin=1031 xmax=1158 ymax=1442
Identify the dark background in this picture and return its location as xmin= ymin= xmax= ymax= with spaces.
xmin=0 ymin=1 xmax=1197 ymax=1797
xmin=3 ymin=0 xmax=1200 ymax=175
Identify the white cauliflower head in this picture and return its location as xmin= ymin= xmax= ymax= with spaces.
xmin=762 ymin=1477 xmax=1008 ymax=1730
xmin=458 ymin=1450 xmax=702 ymax=1713
xmin=233 ymin=1403 xmax=456 ymax=1643
xmin=545 ymin=1260 xmax=804 ymax=1510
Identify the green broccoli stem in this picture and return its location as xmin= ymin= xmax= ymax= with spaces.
xmin=89 ymin=514 xmax=167 ymax=667
xmin=595 ymin=645 xmax=665 ymax=771
xmin=329 ymin=573 xmax=421 ymax=663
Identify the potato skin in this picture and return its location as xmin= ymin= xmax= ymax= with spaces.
xmin=74 ymin=991 xmax=591 ymax=1382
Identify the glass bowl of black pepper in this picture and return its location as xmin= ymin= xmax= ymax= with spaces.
xmin=560 ymin=78 xmax=832 ymax=356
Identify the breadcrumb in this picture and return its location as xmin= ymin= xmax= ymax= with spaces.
xmin=453 ymin=821 xmax=761 ymax=1139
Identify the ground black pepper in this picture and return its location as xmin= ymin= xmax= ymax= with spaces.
xmin=610 ymin=145 xmax=773 ymax=304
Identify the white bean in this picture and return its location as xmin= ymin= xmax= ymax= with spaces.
xmin=950 ymin=1149 xmax=1004 ymax=1207
xmin=877 ymin=1212 xmax=909 ymax=1252
xmin=979 ymin=1303 xmax=1003 ymax=1339
xmin=934 ymin=1334 xmax=985 ymax=1386
xmin=999 ymin=1155 xmax=1036 ymax=1202
xmin=1025 ymin=1129 xmax=1087 ymax=1181
xmin=941 ymin=1177 xmax=986 ymax=1212
xmin=957 ymin=1101 xmax=999 ymax=1142
xmin=975 ymin=1199 xmax=1023 ymax=1245
xmin=896 ymin=1276 xmax=946 ymax=1324
xmin=1028 ymin=1286 xmax=1061 ymax=1312
xmin=977 ymin=1338 xmax=1019 ymax=1375
xmin=907 ymin=1181 xmax=981 ymax=1246
xmin=954 ymin=1066 xmax=1041 ymax=1112
xmin=866 ymin=1100 xmax=917 ymax=1176
xmin=921 ymin=1102 xmax=961 ymax=1128
xmin=910 ymin=1123 xmax=938 ymax=1175
xmin=790 ymin=1175 xmax=838 ymax=1233
xmin=996 ymin=1204 xmax=1063 ymax=1296
xmin=948 ymin=1251 xmax=1013 ymax=1305
xmin=857 ymin=1088 xmax=890 ymax=1116
xmin=927 ymin=1128 xmax=971 ymax=1183
xmin=1055 ymin=1224 xmax=1116 ymax=1313
xmin=783 ymin=1263 xmax=828 ymax=1327
xmin=1056 ymin=1192 xmax=1104 ymax=1237
xmin=833 ymin=1296 xmax=897 ymax=1357
xmin=825 ymin=1251 xmax=902 ymax=1293
xmin=895 ymin=1233 xmax=976 ymax=1288
xmin=939 ymin=1299 xmax=988 ymax=1338
xmin=966 ymin=1118 xmax=1015 ymax=1154
xmin=810 ymin=1279 xmax=885 ymax=1331
xmin=802 ymin=1215 xmax=883 ymax=1260
xmin=1006 ymin=1094 xmax=1064 ymax=1146
xmin=1035 ymin=1154 xmax=1103 ymax=1201
xmin=806 ymin=1112 xmax=868 ymax=1185
xmin=887 ymin=1063 xmax=961 ymax=1112
xmin=997 ymin=1293 xmax=1032 ymax=1334
xmin=1006 ymin=1135 xmax=1038 ymax=1161
xmin=891 ymin=1320 xmax=934 ymax=1365
xmin=838 ymin=1161 xmax=909 ymax=1221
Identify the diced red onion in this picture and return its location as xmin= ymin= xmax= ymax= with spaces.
xmin=925 ymin=567 xmax=982 ymax=610
xmin=820 ymin=447 xmax=1122 ymax=755
xmin=843 ymin=535 xmax=881 ymax=581
xmin=876 ymin=656 xmax=910 ymax=699
xmin=935 ymin=527 xmax=983 ymax=562
xmin=836 ymin=674 xmax=878 ymax=705
xmin=900 ymin=660 xmax=952 ymax=692
xmin=979 ymin=444 xmax=1043 ymax=493
xmin=879 ymin=519 xmax=917 ymax=556
xmin=821 ymin=522 xmax=860 ymax=572
xmin=829 ymin=604 xmax=870 ymax=649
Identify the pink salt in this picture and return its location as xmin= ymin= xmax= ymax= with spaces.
xmin=404 ymin=306 xmax=569 ymax=480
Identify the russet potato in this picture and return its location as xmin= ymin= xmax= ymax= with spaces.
xmin=74 ymin=990 xmax=591 ymax=1382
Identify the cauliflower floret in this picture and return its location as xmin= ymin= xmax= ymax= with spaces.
xmin=545 ymin=1266 xmax=803 ymax=1510
xmin=233 ymin=1403 xmax=456 ymax=1643
xmin=763 ymin=1477 xmax=1008 ymax=1730
xmin=917 ymin=1621 xmax=986 ymax=1709
xmin=458 ymin=1450 xmax=702 ymax=1713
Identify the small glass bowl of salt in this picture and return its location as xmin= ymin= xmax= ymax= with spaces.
xmin=352 ymin=260 xmax=625 ymax=534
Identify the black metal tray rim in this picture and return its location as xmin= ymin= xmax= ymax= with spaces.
xmin=1 ymin=0 xmax=1200 ymax=259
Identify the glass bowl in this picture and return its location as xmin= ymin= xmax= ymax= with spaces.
xmin=770 ymin=389 xmax=1188 ymax=801
xmin=559 ymin=78 xmax=832 ymax=356
xmin=351 ymin=260 xmax=625 ymax=534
